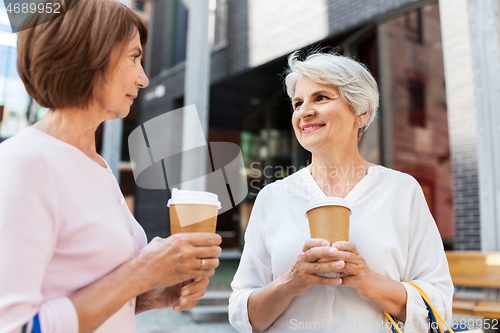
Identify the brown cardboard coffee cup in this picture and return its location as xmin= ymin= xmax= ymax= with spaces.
xmin=306 ymin=197 xmax=351 ymax=245
xmin=167 ymin=188 xmax=221 ymax=234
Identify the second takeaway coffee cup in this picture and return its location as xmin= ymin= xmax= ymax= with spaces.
xmin=306 ymin=197 xmax=352 ymax=245
xmin=167 ymin=188 xmax=221 ymax=234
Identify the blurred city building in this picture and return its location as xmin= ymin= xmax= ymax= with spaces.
xmin=1 ymin=0 xmax=499 ymax=254
xmin=134 ymin=0 xmax=500 ymax=254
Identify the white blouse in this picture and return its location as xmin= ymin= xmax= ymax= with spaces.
xmin=229 ymin=165 xmax=453 ymax=333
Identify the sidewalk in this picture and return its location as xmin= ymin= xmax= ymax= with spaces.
xmin=136 ymin=308 xmax=237 ymax=333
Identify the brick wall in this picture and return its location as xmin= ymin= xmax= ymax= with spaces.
xmin=439 ymin=0 xmax=481 ymax=250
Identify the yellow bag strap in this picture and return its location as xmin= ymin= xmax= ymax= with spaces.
xmin=405 ymin=282 xmax=453 ymax=333
xmin=383 ymin=282 xmax=454 ymax=333
xmin=383 ymin=310 xmax=403 ymax=333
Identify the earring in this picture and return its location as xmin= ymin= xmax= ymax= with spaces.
xmin=357 ymin=122 xmax=362 ymax=126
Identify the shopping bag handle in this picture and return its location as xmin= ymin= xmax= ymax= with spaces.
xmin=384 ymin=282 xmax=454 ymax=333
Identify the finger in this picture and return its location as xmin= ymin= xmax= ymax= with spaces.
xmin=303 ymin=246 xmax=338 ymax=263
xmin=317 ymin=257 xmax=336 ymax=263
xmin=338 ymin=262 xmax=362 ymax=276
xmin=191 ymin=268 xmax=216 ymax=280
xmin=183 ymin=247 xmax=220 ymax=269
xmin=300 ymin=261 xmax=344 ymax=274
xmin=184 ymin=277 xmax=209 ymax=288
xmin=320 ymin=250 xmax=356 ymax=264
xmin=173 ymin=233 xmax=222 ymax=246
xmin=178 ymin=289 xmax=205 ymax=308
xmin=303 ymin=239 xmax=330 ymax=252
xmin=310 ymin=275 xmax=342 ymax=287
xmin=317 ymin=249 xmax=343 ymax=263
xmin=338 ymin=275 xmax=350 ymax=286
xmin=174 ymin=300 xmax=198 ymax=311
xmin=335 ymin=260 xmax=345 ymax=270
xmin=191 ymin=258 xmax=219 ymax=271
xmin=181 ymin=278 xmax=209 ymax=296
xmin=332 ymin=241 xmax=359 ymax=255
xmin=193 ymin=245 xmax=222 ymax=259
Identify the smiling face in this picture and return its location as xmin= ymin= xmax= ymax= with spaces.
xmin=291 ymin=75 xmax=359 ymax=153
xmin=94 ymin=29 xmax=149 ymax=119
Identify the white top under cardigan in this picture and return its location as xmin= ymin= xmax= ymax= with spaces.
xmin=229 ymin=165 xmax=453 ymax=333
xmin=0 ymin=127 xmax=148 ymax=333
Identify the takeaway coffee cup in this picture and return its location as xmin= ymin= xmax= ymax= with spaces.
xmin=167 ymin=188 xmax=221 ymax=234
xmin=306 ymin=197 xmax=352 ymax=245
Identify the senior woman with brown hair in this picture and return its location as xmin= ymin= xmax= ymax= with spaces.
xmin=228 ymin=52 xmax=453 ymax=333
xmin=0 ymin=1 xmax=221 ymax=332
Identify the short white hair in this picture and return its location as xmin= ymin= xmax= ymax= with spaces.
xmin=284 ymin=51 xmax=379 ymax=140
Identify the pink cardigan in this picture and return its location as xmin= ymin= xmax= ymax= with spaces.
xmin=0 ymin=127 xmax=148 ymax=333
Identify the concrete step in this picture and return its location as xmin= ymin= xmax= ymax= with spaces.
xmin=185 ymin=249 xmax=237 ymax=323
xmin=197 ymin=290 xmax=232 ymax=306
xmin=187 ymin=290 xmax=233 ymax=322
xmin=186 ymin=305 xmax=229 ymax=323
xmin=219 ymin=248 xmax=241 ymax=260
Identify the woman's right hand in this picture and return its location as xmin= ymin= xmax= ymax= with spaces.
xmin=245 ymin=239 xmax=340 ymax=332
xmin=133 ymin=233 xmax=222 ymax=292
xmin=280 ymin=239 xmax=342 ymax=296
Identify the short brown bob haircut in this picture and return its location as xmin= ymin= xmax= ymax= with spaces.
xmin=17 ymin=0 xmax=148 ymax=110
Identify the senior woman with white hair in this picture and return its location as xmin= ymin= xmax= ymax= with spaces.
xmin=228 ymin=52 xmax=453 ymax=333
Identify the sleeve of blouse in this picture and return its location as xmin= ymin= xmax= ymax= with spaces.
xmin=228 ymin=189 xmax=274 ymax=333
xmin=401 ymin=176 xmax=454 ymax=333
xmin=0 ymin=143 xmax=78 ymax=333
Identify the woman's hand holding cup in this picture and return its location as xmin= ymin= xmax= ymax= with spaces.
xmin=133 ymin=233 xmax=222 ymax=293
xmin=280 ymin=239 xmax=343 ymax=296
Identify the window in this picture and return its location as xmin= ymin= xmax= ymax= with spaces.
xmin=405 ymin=9 xmax=423 ymax=43
xmin=209 ymin=0 xmax=228 ymax=50
xmin=135 ymin=0 xmax=145 ymax=12
xmin=149 ymin=0 xmax=188 ymax=77
xmin=407 ymin=70 xmax=426 ymax=128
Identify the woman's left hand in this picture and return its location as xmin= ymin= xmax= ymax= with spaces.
xmin=327 ymin=241 xmax=375 ymax=300
xmin=135 ymin=277 xmax=209 ymax=314
xmin=327 ymin=241 xmax=408 ymax=321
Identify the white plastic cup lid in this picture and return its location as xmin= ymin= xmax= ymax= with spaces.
xmin=305 ymin=197 xmax=352 ymax=218
xmin=167 ymin=188 xmax=222 ymax=209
